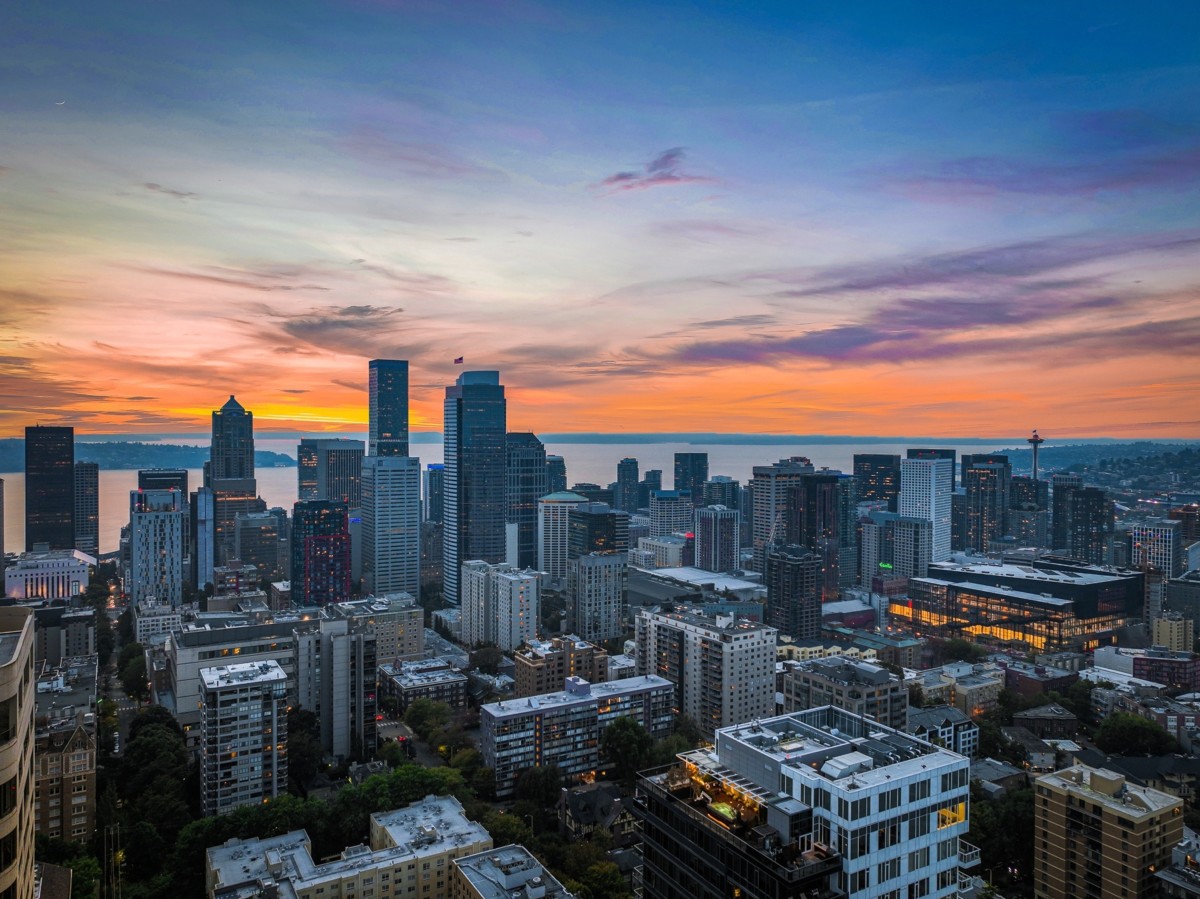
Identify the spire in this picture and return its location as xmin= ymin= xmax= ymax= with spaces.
xmin=220 ymin=395 xmax=245 ymax=413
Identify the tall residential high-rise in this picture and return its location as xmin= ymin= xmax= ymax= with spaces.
xmin=1128 ymin=518 xmax=1186 ymax=578
xmin=701 ymin=475 xmax=740 ymax=509
xmin=73 ymin=461 xmax=99 ymax=556
xmin=368 ymin=359 xmax=409 ymax=457
xmin=962 ymin=454 xmax=1011 ymax=552
xmin=443 ymin=371 xmax=506 ymax=605
xmin=199 ymin=661 xmax=288 ymax=816
xmin=235 ymin=509 xmax=289 ymax=581
xmin=211 ymin=478 xmax=265 ymax=566
xmin=568 ymin=552 xmax=625 ymax=643
xmin=0 ymin=608 xmax=35 ymax=898
xmin=567 ymin=502 xmax=629 ymax=559
xmin=191 ymin=486 xmax=216 ymax=589
xmin=1009 ymin=475 xmax=1049 ymax=547
xmin=25 ymin=425 xmax=74 ymax=550
xmin=861 ymin=511 xmax=933 ymax=584
xmin=784 ymin=471 xmax=847 ymax=601
xmin=649 ymin=490 xmax=693 ymax=538
xmin=900 ymin=452 xmax=954 ymax=562
xmin=673 ymin=452 xmax=708 ymax=506
xmin=634 ymin=607 xmax=777 ymax=737
xmin=748 ymin=457 xmax=814 ymax=571
xmin=1051 ymin=475 xmax=1113 ymax=565
xmin=1034 ymin=765 xmax=1181 ymax=899
xmin=423 ymin=463 xmax=445 ymax=523
xmin=460 ymin=560 xmax=539 ymax=650
xmin=505 ymin=432 xmax=547 ymax=570
xmin=615 ymin=457 xmax=640 ymax=512
xmin=361 ymin=456 xmax=421 ymax=598
xmin=852 ymin=453 xmax=902 ymax=511
xmin=694 ymin=505 xmax=739 ymax=573
xmin=545 ymin=455 xmax=567 ymax=493
xmin=764 ymin=545 xmax=822 ymax=639
xmin=208 ymin=395 xmax=254 ymax=483
xmin=128 ymin=488 xmax=185 ymax=606
xmin=291 ymin=500 xmax=352 ymax=606
xmin=538 ymin=491 xmax=588 ymax=581
xmin=297 ymin=438 xmax=365 ymax=506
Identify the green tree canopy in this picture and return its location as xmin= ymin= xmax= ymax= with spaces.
xmin=1094 ymin=712 xmax=1180 ymax=755
xmin=601 ymin=716 xmax=653 ymax=783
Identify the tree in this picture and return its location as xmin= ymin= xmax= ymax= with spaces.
xmin=1094 ymin=712 xmax=1180 ymax=755
xmin=577 ymin=861 xmax=632 ymax=899
xmin=119 ymin=653 xmax=149 ymax=701
xmin=601 ymin=717 xmax=653 ymax=783
xmin=515 ymin=765 xmax=562 ymax=807
xmin=673 ymin=715 xmax=702 ymax=747
xmin=404 ymin=699 xmax=451 ymax=738
xmin=469 ymin=645 xmax=504 ymax=675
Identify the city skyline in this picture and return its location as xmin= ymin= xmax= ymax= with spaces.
xmin=3 ymin=2 xmax=1199 ymax=439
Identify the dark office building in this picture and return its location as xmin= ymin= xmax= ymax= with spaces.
xmin=852 ymin=453 xmax=901 ymax=511
xmin=765 ymin=545 xmax=822 ymax=640
xmin=616 ymin=457 xmax=640 ymax=512
xmin=962 ymin=454 xmax=1011 ymax=551
xmin=674 ymin=452 xmax=709 ymax=507
xmin=291 ymin=500 xmax=352 ymax=606
xmin=702 ymin=476 xmax=740 ymax=510
xmin=506 ymin=432 xmax=547 ymax=569
xmin=568 ymin=502 xmax=629 ymax=559
xmin=571 ymin=483 xmax=615 ymax=506
xmin=1011 ymin=475 xmax=1048 ymax=510
xmin=74 ymin=461 xmax=99 ymax=556
xmin=638 ymin=469 xmax=664 ymax=511
xmin=368 ymin=359 xmax=409 ymax=458
xmin=423 ymin=464 xmax=445 ymax=524
xmin=139 ymin=468 xmax=188 ymax=493
xmin=785 ymin=473 xmax=855 ymax=602
xmin=545 ymin=455 xmax=567 ymax=494
xmin=25 ymin=425 xmax=74 ymax=551
xmin=208 ymin=395 xmax=254 ymax=484
xmin=443 ymin=371 xmax=507 ymax=605
xmin=1051 ymin=476 xmax=1113 ymax=565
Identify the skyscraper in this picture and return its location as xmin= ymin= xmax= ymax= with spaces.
xmin=616 ymin=457 xmax=640 ymax=513
xmin=291 ymin=500 xmax=352 ymax=606
xmin=506 ymin=432 xmax=547 ymax=569
xmin=423 ymin=464 xmax=445 ymax=524
xmin=694 ymin=505 xmax=740 ymax=573
xmin=208 ymin=396 xmax=254 ymax=483
xmin=649 ymin=490 xmax=693 ymax=538
xmin=962 ymin=454 xmax=1011 ymax=552
xmin=701 ymin=475 xmax=740 ymax=509
xmin=444 ymin=371 xmax=507 ymax=605
xmin=853 ymin=453 xmax=902 ymax=511
xmin=25 ymin=425 xmax=74 ymax=551
xmin=460 ymin=560 xmax=539 ymax=650
xmin=368 ymin=359 xmax=409 ymax=457
xmin=673 ymin=452 xmax=708 ymax=506
xmin=538 ymin=491 xmax=588 ymax=581
xmin=298 ymin=438 xmax=365 ymax=506
xmin=784 ymin=472 xmax=848 ymax=602
xmin=638 ymin=469 xmax=663 ymax=511
xmin=900 ymin=453 xmax=954 ymax=562
xmin=568 ymin=552 xmax=626 ymax=643
xmin=128 ymin=488 xmax=185 ymax=606
xmin=0 ymin=608 xmax=35 ymax=898
xmin=748 ymin=457 xmax=814 ymax=571
xmin=568 ymin=503 xmax=629 ymax=559
xmin=764 ymin=545 xmax=822 ymax=639
xmin=361 ymin=456 xmax=421 ymax=598
xmin=73 ymin=461 xmax=99 ymax=556
xmin=545 ymin=455 xmax=567 ymax=493
xmin=1051 ymin=475 xmax=1113 ymax=565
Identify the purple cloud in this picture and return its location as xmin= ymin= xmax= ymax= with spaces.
xmin=144 ymin=182 xmax=196 ymax=200
xmin=598 ymin=147 xmax=716 ymax=194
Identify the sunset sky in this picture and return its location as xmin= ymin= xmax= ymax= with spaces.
xmin=2 ymin=2 xmax=1199 ymax=439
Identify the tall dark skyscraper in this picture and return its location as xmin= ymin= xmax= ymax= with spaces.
xmin=616 ymin=457 xmax=640 ymax=512
xmin=1051 ymin=475 xmax=1113 ymax=565
xmin=674 ymin=452 xmax=708 ymax=506
xmin=291 ymin=500 xmax=352 ymax=606
xmin=506 ymin=432 xmax=547 ymax=569
xmin=369 ymin=359 xmax=409 ymax=457
xmin=638 ymin=469 xmax=663 ymax=510
xmin=444 ymin=371 xmax=507 ymax=604
xmin=138 ymin=468 xmax=189 ymax=493
xmin=208 ymin=396 xmax=254 ymax=484
xmin=962 ymin=454 xmax=1011 ymax=551
xmin=765 ymin=545 xmax=821 ymax=639
xmin=73 ymin=461 xmax=99 ymax=556
xmin=853 ymin=453 xmax=901 ymax=511
xmin=424 ymin=463 xmax=445 ymax=523
xmin=545 ymin=455 xmax=567 ymax=494
xmin=568 ymin=502 xmax=629 ymax=559
xmin=701 ymin=476 xmax=740 ymax=510
xmin=25 ymin=425 xmax=74 ymax=551
xmin=785 ymin=472 xmax=854 ymax=601
xmin=297 ymin=438 xmax=364 ymax=506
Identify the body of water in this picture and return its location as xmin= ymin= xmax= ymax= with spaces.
xmin=2 ymin=438 xmax=1018 ymax=555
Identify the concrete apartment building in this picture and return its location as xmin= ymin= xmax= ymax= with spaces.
xmin=0 ymin=608 xmax=37 ymax=899
xmin=206 ymin=795 xmax=493 ymax=899
xmin=637 ymin=706 xmax=977 ymax=899
xmin=378 ymin=659 xmax=469 ymax=713
xmin=480 ymin=675 xmax=674 ymax=798
xmin=513 ymin=635 xmax=609 ymax=697
xmin=778 ymin=656 xmax=908 ymax=730
xmin=451 ymin=844 xmax=575 ymax=899
xmin=199 ymin=661 xmax=288 ymax=816
xmin=635 ymin=608 xmax=777 ymax=737
xmin=1034 ymin=764 xmax=1183 ymax=899
xmin=34 ymin=656 xmax=98 ymax=842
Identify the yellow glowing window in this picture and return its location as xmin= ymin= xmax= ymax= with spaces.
xmin=938 ymin=802 xmax=965 ymax=829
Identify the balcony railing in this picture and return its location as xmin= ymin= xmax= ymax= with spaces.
xmin=959 ymin=838 xmax=981 ymax=868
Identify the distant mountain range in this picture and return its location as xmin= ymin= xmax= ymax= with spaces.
xmin=0 ymin=440 xmax=296 ymax=472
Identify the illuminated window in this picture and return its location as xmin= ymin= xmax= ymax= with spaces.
xmin=938 ymin=802 xmax=966 ymax=829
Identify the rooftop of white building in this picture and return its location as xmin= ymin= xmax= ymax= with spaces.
xmin=200 ymin=660 xmax=286 ymax=690
xmin=482 ymin=674 xmax=673 ymax=721
xmin=453 ymin=844 xmax=575 ymax=899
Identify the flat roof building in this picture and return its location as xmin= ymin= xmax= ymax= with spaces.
xmin=451 ymin=844 xmax=575 ymax=899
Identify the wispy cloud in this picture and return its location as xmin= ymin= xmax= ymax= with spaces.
xmin=144 ymin=182 xmax=196 ymax=200
xmin=598 ymin=148 xmax=716 ymax=194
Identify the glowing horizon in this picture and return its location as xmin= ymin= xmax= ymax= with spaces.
xmin=3 ymin=2 xmax=1199 ymax=439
